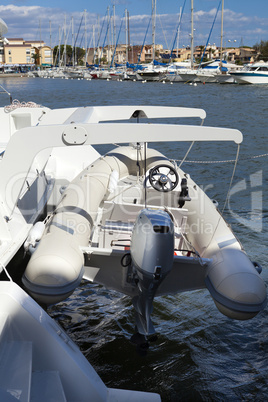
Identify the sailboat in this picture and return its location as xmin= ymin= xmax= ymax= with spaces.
xmin=135 ymin=0 xmax=166 ymax=82
xmin=177 ymin=0 xmax=197 ymax=82
xmin=215 ymin=0 xmax=239 ymax=84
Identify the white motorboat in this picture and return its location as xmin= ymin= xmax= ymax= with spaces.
xmin=230 ymin=61 xmax=268 ymax=84
xmin=180 ymin=60 xmax=233 ymax=84
xmin=216 ymin=72 xmax=237 ymax=84
xmin=135 ymin=64 xmax=166 ymax=82
xmin=164 ymin=61 xmax=192 ymax=83
xmin=0 ymin=102 xmax=267 ymax=400
xmin=0 ymin=281 xmax=160 ymax=401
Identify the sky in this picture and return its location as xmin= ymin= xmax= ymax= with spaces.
xmin=0 ymin=1 xmax=267 ymax=50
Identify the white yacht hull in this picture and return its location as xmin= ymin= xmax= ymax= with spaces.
xmin=216 ymin=73 xmax=237 ymax=84
xmin=164 ymin=73 xmax=183 ymax=82
xmin=0 ymin=281 xmax=160 ymax=401
xmin=233 ymin=75 xmax=268 ymax=84
xmin=230 ymin=71 xmax=268 ymax=84
xmin=178 ymin=71 xmax=199 ymax=82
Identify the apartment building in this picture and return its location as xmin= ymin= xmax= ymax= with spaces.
xmin=86 ymin=43 xmax=164 ymax=65
xmin=224 ymin=47 xmax=257 ymax=63
xmin=3 ymin=38 xmax=52 ymax=68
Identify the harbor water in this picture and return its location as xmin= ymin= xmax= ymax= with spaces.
xmin=1 ymin=76 xmax=267 ymax=401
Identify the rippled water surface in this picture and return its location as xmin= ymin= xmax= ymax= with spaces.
xmin=1 ymin=76 xmax=267 ymax=401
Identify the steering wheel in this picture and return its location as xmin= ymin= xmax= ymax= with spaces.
xmin=149 ymin=164 xmax=179 ymax=192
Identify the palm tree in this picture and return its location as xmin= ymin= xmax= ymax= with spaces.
xmin=31 ymin=52 xmax=40 ymax=66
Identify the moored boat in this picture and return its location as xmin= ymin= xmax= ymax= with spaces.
xmin=0 ymin=101 xmax=164 ymax=400
xmin=0 ymin=103 xmax=266 ymax=399
xmin=11 ymin=105 xmax=265 ymax=327
xmin=230 ymin=61 xmax=268 ymax=84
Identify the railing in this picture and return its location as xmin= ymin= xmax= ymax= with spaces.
xmin=0 ymin=84 xmax=12 ymax=104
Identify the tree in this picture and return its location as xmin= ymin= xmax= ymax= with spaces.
xmin=253 ymin=40 xmax=268 ymax=61
xmin=31 ymin=52 xmax=40 ymax=65
xmin=75 ymin=47 xmax=86 ymax=65
xmin=53 ymin=45 xmax=85 ymax=66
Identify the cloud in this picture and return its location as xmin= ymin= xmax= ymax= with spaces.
xmin=0 ymin=4 xmax=267 ymax=50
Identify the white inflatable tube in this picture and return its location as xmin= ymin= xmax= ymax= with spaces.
xmin=23 ymin=146 xmax=170 ymax=304
xmin=205 ymin=248 xmax=267 ymax=320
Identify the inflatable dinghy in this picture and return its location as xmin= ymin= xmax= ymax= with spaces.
xmin=20 ymin=105 xmax=266 ymax=336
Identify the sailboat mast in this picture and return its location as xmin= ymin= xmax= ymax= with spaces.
xmin=84 ymin=9 xmax=87 ymax=67
xmin=107 ymin=6 xmax=110 ymax=65
xmin=152 ymin=0 xmax=156 ymax=61
xmin=190 ymin=0 xmax=194 ymax=68
xmin=72 ymin=16 xmax=74 ymax=66
xmin=64 ymin=14 xmax=67 ymax=69
xmin=58 ymin=25 xmax=61 ymax=67
xmin=49 ymin=20 xmax=52 ymax=50
xmin=128 ymin=11 xmax=130 ymax=62
xmin=97 ymin=15 xmax=100 ymax=64
xmin=220 ymin=0 xmax=224 ymax=71
xmin=125 ymin=8 xmax=128 ymax=64
xmin=39 ymin=19 xmax=42 ymax=67
xmin=177 ymin=6 xmax=182 ymax=58
xmin=93 ymin=25 xmax=95 ymax=64
xmin=49 ymin=20 xmax=52 ymax=67
xmin=113 ymin=4 xmax=116 ymax=67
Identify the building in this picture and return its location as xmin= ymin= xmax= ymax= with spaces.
xmin=3 ymin=38 xmax=52 ymax=69
xmin=4 ymin=38 xmax=33 ymax=66
xmin=222 ymin=47 xmax=257 ymax=63
xmin=86 ymin=43 xmax=163 ymax=66
xmin=237 ymin=47 xmax=257 ymax=63
xmin=160 ymin=47 xmax=192 ymax=63
xmin=160 ymin=44 xmax=258 ymax=65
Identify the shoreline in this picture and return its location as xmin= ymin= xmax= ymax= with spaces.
xmin=0 ymin=73 xmax=29 ymax=78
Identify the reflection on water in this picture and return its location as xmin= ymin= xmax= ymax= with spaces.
xmin=1 ymin=77 xmax=267 ymax=400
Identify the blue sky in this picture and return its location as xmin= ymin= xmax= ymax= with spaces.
xmin=0 ymin=1 xmax=267 ymax=49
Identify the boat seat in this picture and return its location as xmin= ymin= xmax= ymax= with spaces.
xmin=102 ymin=200 xmax=188 ymax=227
xmin=101 ymin=220 xmax=134 ymax=233
xmin=99 ymin=201 xmax=188 ymax=250
xmin=99 ymin=219 xmax=133 ymax=249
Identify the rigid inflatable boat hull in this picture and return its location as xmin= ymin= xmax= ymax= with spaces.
xmin=23 ymin=146 xmax=170 ymax=305
xmin=205 ymin=248 xmax=267 ymax=320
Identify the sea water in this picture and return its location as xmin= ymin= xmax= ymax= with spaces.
xmin=1 ymin=76 xmax=267 ymax=401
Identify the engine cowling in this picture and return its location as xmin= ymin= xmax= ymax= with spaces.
xmin=131 ymin=209 xmax=174 ymax=335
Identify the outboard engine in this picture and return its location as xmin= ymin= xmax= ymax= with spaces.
xmin=130 ymin=209 xmax=174 ymax=336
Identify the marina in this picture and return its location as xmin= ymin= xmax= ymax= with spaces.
xmin=0 ymin=76 xmax=267 ymax=401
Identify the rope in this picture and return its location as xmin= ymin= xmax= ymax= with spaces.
xmin=201 ymin=144 xmax=241 ymax=257
xmin=4 ymin=99 xmax=42 ymax=113
xmin=221 ymin=144 xmax=240 ymax=215
xmin=158 ymin=14 xmax=169 ymax=51
xmin=0 ymin=262 xmax=13 ymax=282
xmin=198 ymin=0 xmax=221 ymax=68
xmin=178 ymin=141 xmax=194 ymax=168
xmin=175 ymin=153 xmax=268 ymax=164
xmin=164 ymin=206 xmax=205 ymax=266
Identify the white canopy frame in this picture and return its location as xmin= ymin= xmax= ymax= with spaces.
xmin=0 ymin=106 xmax=243 ymax=218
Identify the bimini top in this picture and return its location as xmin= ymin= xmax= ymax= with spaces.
xmin=0 ymin=105 xmax=243 ymax=214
